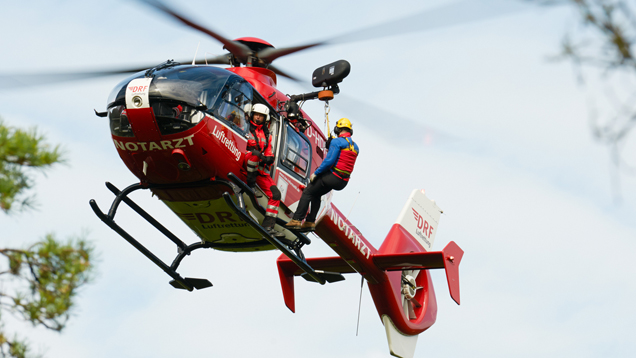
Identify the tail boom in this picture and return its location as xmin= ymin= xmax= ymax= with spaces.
xmin=276 ymin=192 xmax=463 ymax=358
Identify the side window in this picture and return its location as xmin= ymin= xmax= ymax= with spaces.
xmin=214 ymin=80 xmax=253 ymax=132
xmin=281 ymin=125 xmax=311 ymax=178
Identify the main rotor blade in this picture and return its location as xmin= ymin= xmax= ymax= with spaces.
xmin=257 ymin=43 xmax=324 ymax=64
xmin=268 ymin=64 xmax=301 ymax=82
xmin=0 ymin=57 xmax=233 ymax=90
xmin=331 ymin=92 xmax=458 ymax=147
xmin=192 ymin=54 xmax=231 ymax=65
xmin=285 ymin=78 xmax=458 ymax=147
xmin=0 ymin=67 xmax=149 ymax=90
xmin=256 ymin=0 xmax=533 ymax=63
xmin=140 ymin=0 xmax=250 ymax=61
xmin=325 ymin=0 xmax=531 ymax=46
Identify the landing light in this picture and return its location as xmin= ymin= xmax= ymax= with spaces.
xmin=172 ymin=149 xmax=192 ymax=171
xmin=132 ymin=96 xmax=143 ymax=107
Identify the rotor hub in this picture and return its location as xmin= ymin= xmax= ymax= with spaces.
xmin=402 ymin=274 xmax=417 ymax=300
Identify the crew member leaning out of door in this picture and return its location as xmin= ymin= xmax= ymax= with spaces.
xmin=244 ymin=103 xmax=284 ymax=238
xmin=286 ymin=118 xmax=359 ymax=231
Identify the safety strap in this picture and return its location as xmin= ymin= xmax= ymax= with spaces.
xmin=333 ymin=167 xmax=351 ymax=177
xmin=343 ymin=137 xmax=358 ymax=154
xmin=249 ymin=125 xmax=270 ymax=153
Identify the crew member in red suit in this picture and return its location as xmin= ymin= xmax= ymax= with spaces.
xmin=244 ymin=103 xmax=284 ymax=238
xmin=285 ymin=118 xmax=359 ymax=231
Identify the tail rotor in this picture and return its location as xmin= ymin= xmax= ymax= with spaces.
xmin=401 ymin=270 xmax=423 ymax=320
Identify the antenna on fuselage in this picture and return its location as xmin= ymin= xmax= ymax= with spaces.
xmin=347 ymin=191 xmax=361 ymax=219
xmin=356 ymin=275 xmax=365 ymax=336
xmin=192 ymin=42 xmax=200 ymax=65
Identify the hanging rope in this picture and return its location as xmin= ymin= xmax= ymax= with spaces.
xmin=324 ymin=100 xmax=332 ymax=140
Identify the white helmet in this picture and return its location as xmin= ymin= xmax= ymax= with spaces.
xmin=251 ymin=103 xmax=270 ymax=122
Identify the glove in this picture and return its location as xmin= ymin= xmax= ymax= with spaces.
xmin=325 ymin=137 xmax=332 ymax=150
xmin=310 ymin=174 xmax=317 ymax=183
xmin=263 ymin=156 xmax=274 ymax=165
xmin=251 ymin=150 xmax=263 ymax=159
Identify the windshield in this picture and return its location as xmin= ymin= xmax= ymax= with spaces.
xmin=107 ymin=65 xmax=242 ymax=136
xmin=107 ymin=65 xmax=232 ymax=109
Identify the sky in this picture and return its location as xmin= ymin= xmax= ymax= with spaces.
xmin=2 ymin=0 xmax=636 ymax=357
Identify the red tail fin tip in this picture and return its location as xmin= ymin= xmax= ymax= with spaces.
xmin=441 ymin=241 xmax=464 ymax=305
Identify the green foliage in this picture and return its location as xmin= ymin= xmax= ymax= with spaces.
xmin=561 ymin=0 xmax=635 ymax=67
xmin=535 ymin=0 xmax=636 ymax=199
xmin=0 ymin=120 xmax=94 ymax=357
xmin=0 ymin=236 xmax=95 ymax=358
xmin=0 ymin=333 xmax=29 ymax=358
xmin=0 ymin=234 xmax=94 ymax=358
xmin=0 ymin=235 xmax=95 ymax=358
xmin=0 ymin=235 xmax=95 ymax=331
xmin=0 ymin=119 xmax=63 ymax=213
xmin=556 ymin=1 xmax=636 ymax=144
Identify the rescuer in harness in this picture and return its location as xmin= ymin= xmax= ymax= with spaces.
xmin=244 ymin=103 xmax=284 ymax=238
xmin=286 ymin=118 xmax=359 ymax=231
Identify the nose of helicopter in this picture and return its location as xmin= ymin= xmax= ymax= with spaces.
xmin=106 ymin=77 xmax=208 ymax=183
xmin=106 ymin=67 xmax=251 ymax=189
xmin=115 ymin=104 xmax=212 ymax=184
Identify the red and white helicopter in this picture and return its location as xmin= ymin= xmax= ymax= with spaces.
xmin=76 ymin=1 xmax=464 ymax=357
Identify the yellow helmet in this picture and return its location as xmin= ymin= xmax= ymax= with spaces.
xmin=335 ymin=118 xmax=352 ymax=130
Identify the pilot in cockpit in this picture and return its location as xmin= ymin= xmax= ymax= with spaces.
xmin=226 ymin=110 xmax=242 ymax=127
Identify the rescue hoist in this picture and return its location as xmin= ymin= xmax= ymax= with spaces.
xmin=281 ymin=60 xmax=350 ymax=136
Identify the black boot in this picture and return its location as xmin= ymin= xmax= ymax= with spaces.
xmin=262 ymin=216 xmax=285 ymax=238
xmin=246 ymin=171 xmax=258 ymax=188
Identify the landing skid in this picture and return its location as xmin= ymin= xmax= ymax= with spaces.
xmin=224 ymin=173 xmax=324 ymax=284
xmin=89 ymin=174 xmax=326 ymax=291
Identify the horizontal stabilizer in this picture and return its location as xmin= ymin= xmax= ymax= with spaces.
xmin=278 ymin=255 xmax=357 ymax=276
xmin=277 ymin=254 xmax=357 ymax=312
xmin=373 ymin=241 xmax=463 ymax=304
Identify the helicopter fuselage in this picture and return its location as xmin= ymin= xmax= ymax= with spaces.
xmin=98 ymin=61 xmax=461 ymax=354
xmin=107 ymin=64 xmax=326 ymax=251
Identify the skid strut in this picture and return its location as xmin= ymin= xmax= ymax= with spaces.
xmin=224 ymin=172 xmax=325 ymax=284
xmin=90 ymin=175 xmax=327 ymax=290
xmin=89 ymin=179 xmax=238 ymax=291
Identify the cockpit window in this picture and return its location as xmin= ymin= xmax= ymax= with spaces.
xmin=108 ymin=105 xmax=134 ymax=137
xmin=151 ymin=102 xmax=205 ymax=135
xmin=107 ymin=65 xmax=238 ymax=137
xmin=213 ymin=79 xmax=253 ymax=132
xmin=281 ymin=125 xmax=311 ymax=177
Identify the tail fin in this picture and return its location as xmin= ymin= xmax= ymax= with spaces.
xmin=371 ymin=190 xmax=462 ymax=358
xmin=374 ymin=241 xmax=463 ymax=304
xmin=394 ymin=189 xmax=442 ymax=252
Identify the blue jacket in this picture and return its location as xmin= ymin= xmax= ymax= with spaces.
xmin=314 ymin=134 xmax=360 ymax=177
